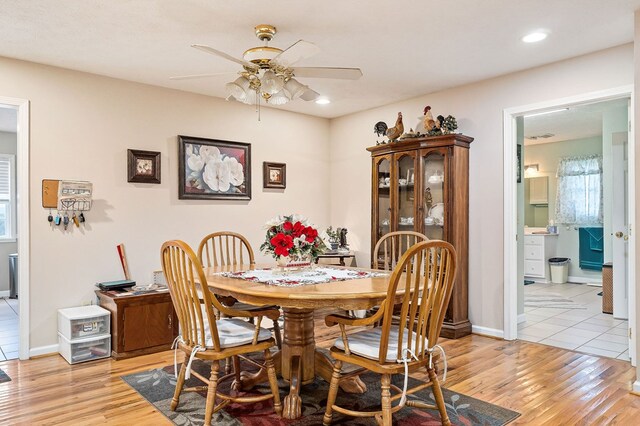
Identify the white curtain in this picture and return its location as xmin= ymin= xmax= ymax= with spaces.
xmin=555 ymin=154 xmax=603 ymax=225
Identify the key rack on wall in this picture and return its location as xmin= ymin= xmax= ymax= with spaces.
xmin=42 ymin=179 xmax=93 ymax=211
xmin=42 ymin=179 xmax=93 ymax=230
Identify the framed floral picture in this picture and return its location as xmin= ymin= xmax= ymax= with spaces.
xmin=178 ymin=135 xmax=251 ymax=200
xmin=127 ymin=149 xmax=161 ymax=184
xmin=263 ymin=162 xmax=286 ymax=189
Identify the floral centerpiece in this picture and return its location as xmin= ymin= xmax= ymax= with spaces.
xmin=261 ymin=215 xmax=327 ymax=268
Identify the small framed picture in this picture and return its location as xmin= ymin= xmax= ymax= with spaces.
xmin=127 ymin=149 xmax=161 ymax=184
xmin=263 ymin=162 xmax=286 ymax=189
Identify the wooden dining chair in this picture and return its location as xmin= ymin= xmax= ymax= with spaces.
xmin=323 ymin=240 xmax=457 ymax=426
xmin=372 ymin=231 xmax=429 ymax=271
xmin=197 ymin=231 xmax=282 ymax=349
xmin=366 ymin=231 xmax=429 ymax=321
xmin=161 ymin=240 xmax=282 ymax=425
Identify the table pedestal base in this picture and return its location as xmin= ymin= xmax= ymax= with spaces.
xmin=233 ymin=308 xmax=367 ymax=420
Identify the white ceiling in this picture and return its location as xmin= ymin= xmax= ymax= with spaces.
xmin=0 ymin=0 xmax=639 ymax=118
xmin=524 ymin=98 xmax=628 ymax=145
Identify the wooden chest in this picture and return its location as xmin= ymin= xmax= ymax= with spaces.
xmin=95 ymin=290 xmax=178 ymax=360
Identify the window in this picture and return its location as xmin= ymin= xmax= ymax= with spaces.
xmin=555 ymin=155 xmax=602 ymax=225
xmin=0 ymin=154 xmax=16 ymax=239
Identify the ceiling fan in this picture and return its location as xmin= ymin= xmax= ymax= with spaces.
xmin=170 ymin=24 xmax=363 ymax=106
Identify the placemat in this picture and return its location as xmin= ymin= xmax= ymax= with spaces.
xmin=218 ymin=267 xmax=388 ymax=287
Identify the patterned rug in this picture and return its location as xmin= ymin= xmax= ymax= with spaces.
xmin=122 ymin=359 xmax=519 ymax=425
xmin=0 ymin=368 xmax=10 ymax=383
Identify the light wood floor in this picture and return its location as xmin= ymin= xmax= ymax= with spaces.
xmin=1 ymin=310 xmax=639 ymax=425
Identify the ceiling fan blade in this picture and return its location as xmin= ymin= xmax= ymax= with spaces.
xmin=169 ymin=72 xmax=234 ymax=80
xmin=300 ymin=88 xmax=321 ymax=102
xmin=191 ymin=44 xmax=258 ymax=70
xmin=271 ymin=40 xmax=320 ymax=68
xmin=292 ymin=67 xmax=363 ymax=80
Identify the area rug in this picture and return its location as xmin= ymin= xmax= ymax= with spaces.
xmin=122 ymin=359 xmax=519 ymax=425
xmin=0 ymin=368 xmax=11 ymax=383
xmin=524 ymin=292 xmax=586 ymax=309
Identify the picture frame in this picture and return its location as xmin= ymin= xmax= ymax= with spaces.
xmin=127 ymin=149 xmax=161 ymax=184
xmin=263 ymin=162 xmax=286 ymax=189
xmin=178 ymin=135 xmax=251 ymax=200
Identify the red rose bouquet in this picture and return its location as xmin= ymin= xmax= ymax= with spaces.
xmin=260 ymin=214 xmax=326 ymax=263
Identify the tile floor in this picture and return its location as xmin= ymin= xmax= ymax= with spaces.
xmin=0 ymin=297 xmax=19 ymax=360
xmin=520 ymin=282 xmax=629 ymax=360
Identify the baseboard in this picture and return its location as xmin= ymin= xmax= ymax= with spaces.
xmin=517 ymin=314 xmax=527 ymax=324
xmin=633 ymin=380 xmax=640 ymax=394
xmin=472 ymin=325 xmax=504 ymax=339
xmin=568 ymin=275 xmax=602 ymax=285
xmin=0 ymin=290 xmax=10 ymax=298
xmin=29 ymin=344 xmax=58 ymax=358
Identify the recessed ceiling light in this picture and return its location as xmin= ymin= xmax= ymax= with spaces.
xmin=315 ymin=98 xmax=330 ymax=105
xmin=522 ymin=31 xmax=548 ymax=43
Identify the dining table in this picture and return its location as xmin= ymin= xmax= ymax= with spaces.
xmin=200 ymin=263 xmax=399 ymax=420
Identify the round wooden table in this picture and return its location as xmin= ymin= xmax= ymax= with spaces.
xmin=202 ymin=264 xmax=394 ymax=420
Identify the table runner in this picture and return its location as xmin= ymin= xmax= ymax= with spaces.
xmin=218 ymin=267 xmax=388 ymax=287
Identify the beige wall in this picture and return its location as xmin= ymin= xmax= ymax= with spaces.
xmin=329 ymin=44 xmax=634 ymax=333
xmin=0 ymin=56 xmax=331 ymax=349
xmin=0 ymin=131 xmax=17 ymax=293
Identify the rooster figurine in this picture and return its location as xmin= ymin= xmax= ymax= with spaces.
xmin=385 ymin=112 xmax=404 ymax=142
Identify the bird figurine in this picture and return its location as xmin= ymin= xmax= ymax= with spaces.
xmin=423 ymin=106 xmax=436 ymax=132
xmin=385 ymin=112 xmax=404 ymax=142
xmin=374 ymin=121 xmax=388 ymax=144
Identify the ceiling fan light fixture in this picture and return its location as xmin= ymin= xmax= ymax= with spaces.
xmin=225 ymin=76 xmax=250 ymax=101
xmin=284 ymin=78 xmax=306 ymax=100
xmin=261 ymin=70 xmax=284 ymax=95
xmin=267 ymin=89 xmax=291 ymax=105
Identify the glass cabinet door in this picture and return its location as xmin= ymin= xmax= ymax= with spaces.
xmin=395 ymin=152 xmax=417 ymax=238
xmin=375 ymin=157 xmax=391 ymax=243
xmin=422 ymin=150 xmax=446 ymax=240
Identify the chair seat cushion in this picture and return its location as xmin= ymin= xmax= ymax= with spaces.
xmin=333 ymin=326 xmax=427 ymax=362
xmin=205 ymin=317 xmax=272 ymax=349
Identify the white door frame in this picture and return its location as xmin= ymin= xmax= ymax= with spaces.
xmin=0 ymin=96 xmax=30 ymax=360
xmin=503 ymin=86 xmax=636 ymax=364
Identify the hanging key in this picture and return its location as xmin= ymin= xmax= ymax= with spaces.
xmin=72 ymin=212 xmax=80 ymax=228
xmin=47 ymin=209 xmax=53 ymax=224
xmin=79 ymin=212 xmax=85 ymax=223
xmin=63 ymin=214 xmax=69 ymax=230
xmin=54 ymin=213 xmax=61 ymax=226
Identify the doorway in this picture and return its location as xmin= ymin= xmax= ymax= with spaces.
xmin=518 ymin=99 xmax=629 ymax=360
xmin=0 ymin=105 xmax=18 ymax=360
xmin=0 ymin=96 xmax=29 ymax=361
xmin=503 ymin=86 xmax=636 ymax=367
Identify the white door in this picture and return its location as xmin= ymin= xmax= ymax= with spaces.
xmin=611 ymin=131 xmax=628 ymax=319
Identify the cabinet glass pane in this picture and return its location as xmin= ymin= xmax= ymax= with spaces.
xmin=396 ymin=155 xmax=415 ymax=239
xmin=376 ymin=159 xmax=391 ymax=240
xmin=422 ymin=152 xmax=445 ymax=240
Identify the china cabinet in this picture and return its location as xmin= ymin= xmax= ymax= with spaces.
xmin=367 ymin=134 xmax=473 ymax=338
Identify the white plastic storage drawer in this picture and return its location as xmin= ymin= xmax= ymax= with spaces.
xmin=58 ymin=333 xmax=111 ymax=364
xmin=524 ymin=245 xmax=544 ymax=261
xmin=524 ymin=235 xmax=543 ymax=246
xmin=58 ymin=305 xmax=110 ymax=340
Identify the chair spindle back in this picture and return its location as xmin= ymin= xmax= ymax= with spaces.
xmin=161 ymin=240 xmax=228 ymax=351
xmin=378 ymin=240 xmax=457 ymax=363
xmin=197 ymin=231 xmax=255 ymax=268
xmin=373 ymin=231 xmax=428 ymax=271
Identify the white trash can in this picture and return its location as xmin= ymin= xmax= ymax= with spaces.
xmin=549 ymin=257 xmax=570 ymax=284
